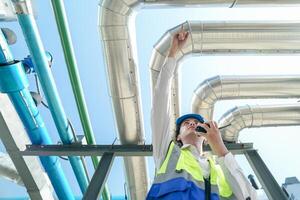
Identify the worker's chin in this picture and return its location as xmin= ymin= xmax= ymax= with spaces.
xmin=180 ymin=130 xmax=194 ymax=138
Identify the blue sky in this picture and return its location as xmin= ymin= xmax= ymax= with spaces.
xmin=1 ymin=0 xmax=300 ymax=198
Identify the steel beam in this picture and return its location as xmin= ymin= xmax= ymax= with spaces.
xmin=0 ymin=93 xmax=54 ymax=199
xmin=83 ymin=153 xmax=115 ymax=200
xmin=244 ymin=150 xmax=288 ymax=200
xmin=22 ymin=144 xmax=153 ymax=156
xmin=21 ymin=143 xmax=253 ymax=157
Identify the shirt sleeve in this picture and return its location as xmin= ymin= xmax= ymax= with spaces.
xmin=216 ymin=153 xmax=258 ymax=200
xmin=151 ymin=57 xmax=177 ymax=169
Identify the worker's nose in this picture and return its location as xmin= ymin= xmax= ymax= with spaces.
xmin=188 ymin=122 xmax=196 ymax=127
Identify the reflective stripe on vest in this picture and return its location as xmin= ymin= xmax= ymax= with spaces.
xmin=154 ymin=141 xmax=234 ymax=199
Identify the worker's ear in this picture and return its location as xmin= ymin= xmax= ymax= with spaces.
xmin=177 ymin=133 xmax=182 ymax=141
xmin=177 ymin=125 xmax=184 ymax=140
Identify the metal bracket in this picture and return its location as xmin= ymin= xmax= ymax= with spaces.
xmin=83 ymin=152 xmax=115 ymax=200
xmin=244 ymin=150 xmax=288 ymax=200
xmin=21 ymin=142 xmax=253 ymax=157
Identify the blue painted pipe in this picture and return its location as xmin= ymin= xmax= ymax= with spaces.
xmin=0 ymin=31 xmax=74 ymax=200
xmin=16 ymin=14 xmax=89 ymax=192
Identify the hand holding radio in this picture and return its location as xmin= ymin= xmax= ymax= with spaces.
xmin=195 ymin=121 xmax=230 ymax=157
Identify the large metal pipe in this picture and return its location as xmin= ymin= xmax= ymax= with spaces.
xmin=99 ymin=2 xmax=147 ymax=199
xmin=218 ymin=103 xmax=300 ymax=142
xmin=191 ymin=75 xmax=300 ymax=119
xmin=50 ymin=1 xmax=111 ymax=199
xmin=150 ymin=21 xmax=300 ymax=130
xmin=12 ymin=0 xmax=89 ymax=193
xmin=143 ymin=0 xmax=300 ymax=7
xmin=99 ymin=0 xmax=300 ymax=198
xmin=0 ymin=30 xmax=74 ymax=199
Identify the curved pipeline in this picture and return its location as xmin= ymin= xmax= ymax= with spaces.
xmin=191 ymin=75 xmax=300 ymax=119
xmin=150 ymin=21 xmax=300 ymax=129
xmin=99 ymin=1 xmax=300 ymax=198
xmin=218 ymin=103 xmax=300 ymax=142
xmin=99 ymin=1 xmax=147 ymax=199
xmin=143 ymin=0 xmax=300 ymax=7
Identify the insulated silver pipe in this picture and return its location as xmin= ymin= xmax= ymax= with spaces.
xmin=143 ymin=0 xmax=300 ymax=7
xmin=150 ymin=21 xmax=300 ymax=130
xmin=99 ymin=1 xmax=146 ymax=199
xmin=191 ymin=75 xmax=300 ymax=120
xmin=218 ymin=103 xmax=300 ymax=142
xmin=99 ymin=1 xmax=300 ymax=198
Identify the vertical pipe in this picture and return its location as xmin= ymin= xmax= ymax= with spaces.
xmin=50 ymin=0 xmax=97 ymax=165
xmin=50 ymin=0 xmax=110 ymax=199
xmin=13 ymin=1 xmax=89 ymax=192
xmin=0 ymin=31 xmax=74 ymax=200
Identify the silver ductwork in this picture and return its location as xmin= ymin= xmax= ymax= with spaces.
xmin=143 ymin=0 xmax=300 ymax=7
xmin=0 ymin=152 xmax=23 ymax=185
xmin=150 ymin=21 xmax=300 ymax=131
xmin=98 ymin=1 xmax=146 ymax=199
xmin=191 ymin=75 xmax=300 ymax=120
xmin=99 ymin=0 xmax=300 ymax=198
xmin=218 ymin=103 xmax=300 ymax=142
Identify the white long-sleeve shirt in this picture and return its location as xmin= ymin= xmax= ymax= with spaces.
xmin=151 ymin=57 xmax=257 ymax=200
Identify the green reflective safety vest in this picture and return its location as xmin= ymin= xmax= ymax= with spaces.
xmin=154 ymin=141 xmax=236 ymax=199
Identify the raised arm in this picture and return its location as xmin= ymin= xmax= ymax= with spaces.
xmin=151 ymin=30 xmax=189 ymax=168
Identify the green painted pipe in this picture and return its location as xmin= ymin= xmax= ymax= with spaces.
xmin=50 ymin=0 xmax=110 ymax=199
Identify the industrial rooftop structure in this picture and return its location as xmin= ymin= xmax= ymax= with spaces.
xmin=1 ymin=0 xmax=300 ymax=199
